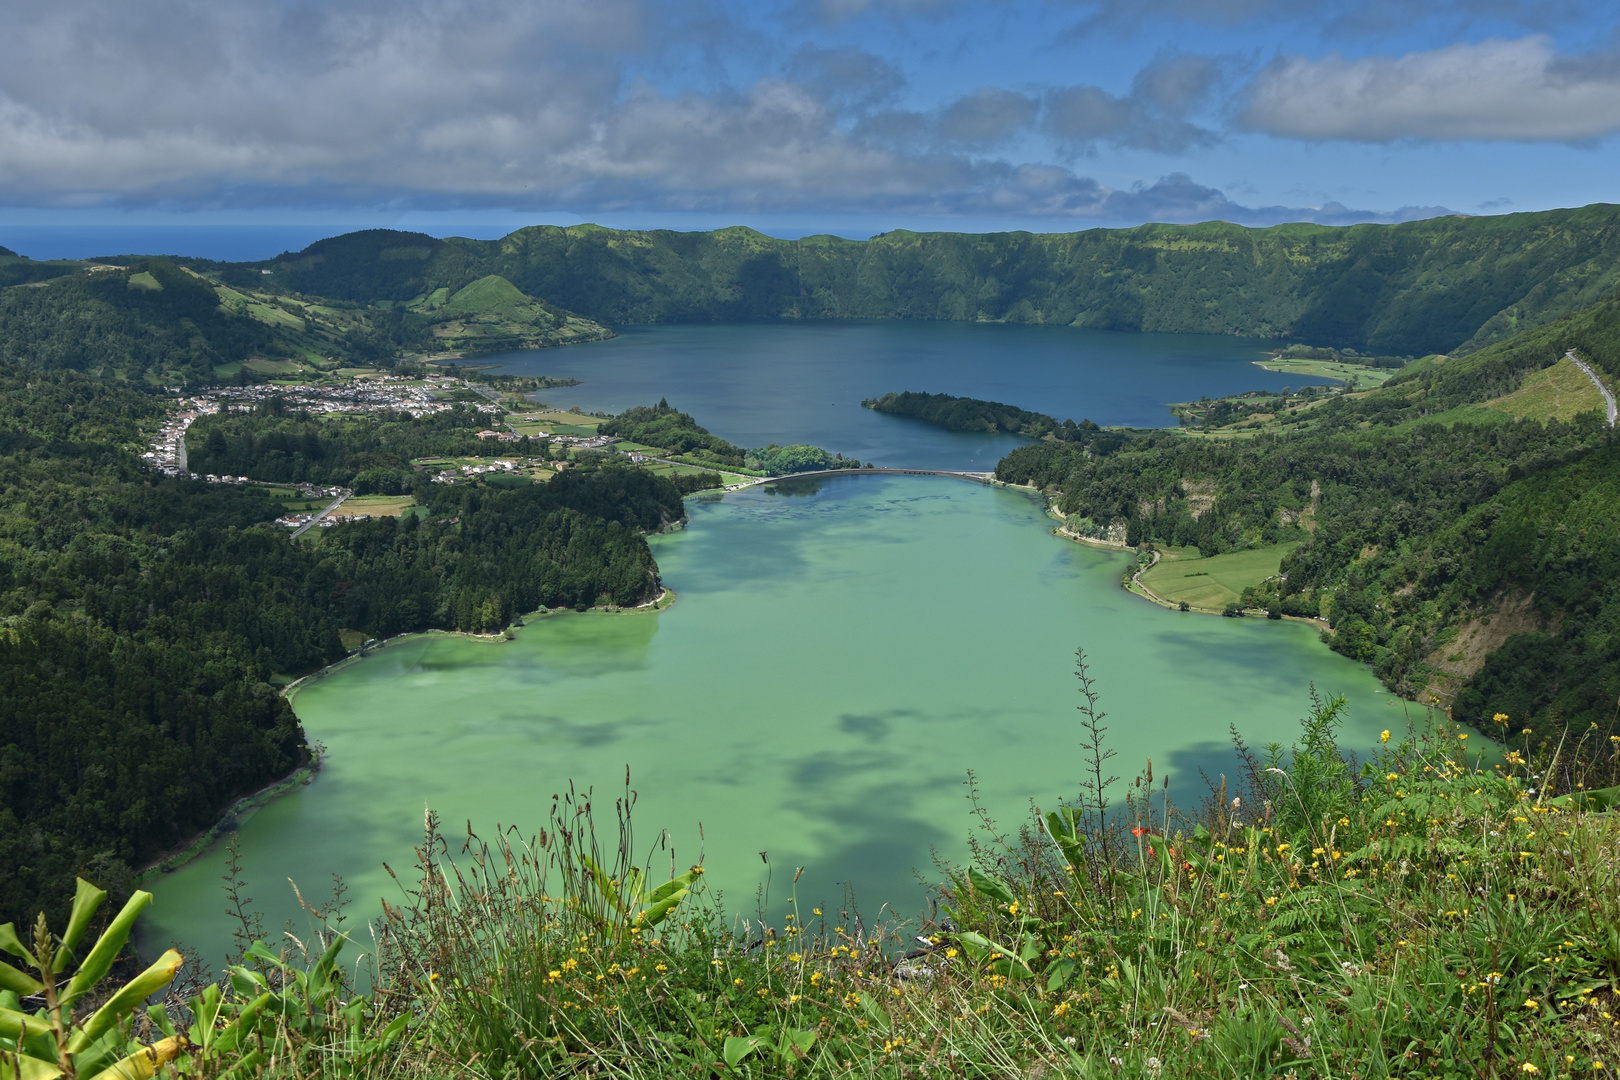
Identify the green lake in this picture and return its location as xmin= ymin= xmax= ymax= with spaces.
xmin=143 ymin=473 xmax=1420 ymax=964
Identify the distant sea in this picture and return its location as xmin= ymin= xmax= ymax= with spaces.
xmin=0 ymin=224 xmax=450 ymax=263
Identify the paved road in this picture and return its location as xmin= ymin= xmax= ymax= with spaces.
xmin=616 ymin=450 xmax=995 ymax=490
xmin=1567 ymin=350 xmax=1618 ymax=426
xmin=176 ymin=429 xmax=188 ymax=474
xmin=290 ymin=492 xmax=351 ymax=538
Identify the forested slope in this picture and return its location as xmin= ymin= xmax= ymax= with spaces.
xmin=0 ymin=365 xmax=682 ymax=927
xmin=0 ymin=249 xmax=607 ymax=384
xmin=241 ymin=204 xmax=1620 ymax=356
xmin=995 ymin=287 xmax=1620 ymax=737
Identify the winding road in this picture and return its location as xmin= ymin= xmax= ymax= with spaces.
xmin=1567 ymin=350 xmax=1618 ymax=426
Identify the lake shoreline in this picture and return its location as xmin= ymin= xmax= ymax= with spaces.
xmin=133 ymin=586 xmax=678 ymax=885
xmin=1046 ymin=504 xmax=1334 ymax=629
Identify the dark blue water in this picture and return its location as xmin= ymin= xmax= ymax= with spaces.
xmin=0 ymin=225 xmax=350 ymax=263
xmin=478 ymin=322 xmax=1326 ymax=471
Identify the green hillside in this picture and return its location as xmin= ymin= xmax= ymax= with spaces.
xmin=0 ymin=255 xmax=610 ymax=384
xmin=238 ymin=204 xmax=1620 ymax=356
xmin=406 ymin=273 xmax=613 ymax=353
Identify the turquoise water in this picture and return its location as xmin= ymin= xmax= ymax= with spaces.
xmin=142 ymin=474 xmax=1416 ymax=965
xmin=481 ymin=322 xmax=1326 ymax=471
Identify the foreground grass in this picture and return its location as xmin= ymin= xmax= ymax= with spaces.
xmin=12 ymin=669 xmax=1620 ymax=1079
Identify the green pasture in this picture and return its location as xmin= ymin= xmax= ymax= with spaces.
xmin=1137 ymin=540 xmax=1299 ymax=609
xmin=1485 ymin=355 xmax=1609 ymax=421
xmin=1254 ymin=356 xmax=1396 ymax=388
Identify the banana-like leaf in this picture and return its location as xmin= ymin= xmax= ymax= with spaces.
xmin=227 ymin=965 xmax=268 ymax=999
xmin=1044 ymin=808 xmax=1086 ymax=852
xmin=956 ymin=931 xmax=1030 ymax=971
xmin=635 ymin=887 xmax=688 ymax=930
xmin=633 ymin=867 xmax=702 ymax=930
xmin=0 ymin=1054 xmax=61 ymax=1080
xmin=1551 ymin=785 xmax=1620 ymax=812
xmin=85 ymin=1034 xmax=186 ymax=1080
xmin=186 ymin=985 xmax=224 ymax=1048
xmin=61 ymin=891 xmax=153 ymax=1009
xmin=0 ymin=925 xmax=37 ymax=969
xmin=0 ymin=1006 xmax=55 ymax=1040
xmin=577 ymin=854 xmax=625 ymax=915
xmin=207 ymin=993 xmax=272 ymax=1054
xmin=966 ymin=867 xmax=1016 ymax=905
xmin=0 ymin=962 xmax=43 ymax=998
xmin=54 ymin=879 xmax=108 ymax=973
xmin=68 ymin=950 xmax=182 ymax=1053
xmin=643 ymin=868 xmax=700 ymax=906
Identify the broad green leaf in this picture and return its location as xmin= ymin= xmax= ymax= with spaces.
xmin=578 ymin=854 xmax=624 ymax=914
xmin=69 ymin=949 xmax=182 ymax=1053
xmin=186 ymin=984 xmax=225 ymax=1047
xmin=636 ymin=887 xmax=689 ymax=929
xmin=780 ymin=1026 xmax=816 ymax=1056
xmin=380 ymin=1015 xmax=409 ymax=1044
xmin=54 ymin=879 xmax=107 ymax=972
xmin=243 ymin=941 xmax=287 ymax=970
xmin=61 ymin=891 xmax=152 ymax=1008
xmin=0 ymin=962 xmax=44 ymax=997
xmin=0 ymin=925 xmax=37 ymax=969
xmin=0 ymin=1054 xmax=62 ymax=1080
xmin=644 ymin=868 xmax=700 ymax=905
xmin=1046 ymin=958 xmax=1076 ymax=992
xmin=0 ymin=1006 xmax=55 ymax=1040
xmin=966 ymin=867 xmax=1015 ymax=905
xmin=723 ymin=1034 xmax=767 ymax=1067
xmin=208 ymin=993 xmax=272 ymax=1054
xmin=1551 ymin=785 xmax=1620 ymax=812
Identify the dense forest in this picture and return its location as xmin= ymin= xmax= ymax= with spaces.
xmin=0 ymin=259 xmax=281 ymax=382
xmin=0 ymin=364 xmax=683 ymax=928
xmin=230 ymin=204 xmax=1620 ymax=357
xmin=596 ymin=400 xmax=866 ymax=475
xmin=863 ymin=389 xmax=1116 ymax=441
xmin=597 ymin=400 xmax=748 ymax=469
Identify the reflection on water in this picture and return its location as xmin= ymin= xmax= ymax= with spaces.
xmin=143 ymin=475 xmax=1407 ymax=967
xmin=763 ymin=476 xmax=825 ymax=497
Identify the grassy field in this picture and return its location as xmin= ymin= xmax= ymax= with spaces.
xmin=1253 ymin=357 xmax=1397 ymax=389
xmin=508 ymin=409 xmax=602 ymax=437
xmin=340 ymin=494 xmax=417 ymax=517
xmin=1137 ymin=541 xmax=1300 ymax=610
xmin=1485 ymin=355 xmax=1609 ymax=421
xmin=256 ymin=484 xmax=328 ymax=514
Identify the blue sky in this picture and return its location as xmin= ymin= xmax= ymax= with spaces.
xmin=3 ymin=0 xmax=1620 ymax=248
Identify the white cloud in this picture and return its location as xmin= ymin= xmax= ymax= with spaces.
xmin=0 ymin=0 xmax=1453 ymax=227
xmin=1243 ymin=35 xmax=1620 ymax=141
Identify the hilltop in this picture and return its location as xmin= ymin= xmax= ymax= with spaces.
xmin=223 ymin=204 xmax=1620 ymax=358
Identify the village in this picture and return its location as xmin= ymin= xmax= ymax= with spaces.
xmin=139 ymin=374 xmax=631 ymax=530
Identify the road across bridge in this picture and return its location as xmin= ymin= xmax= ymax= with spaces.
xmin=725 ymin=466 xmax=996 ymax=489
